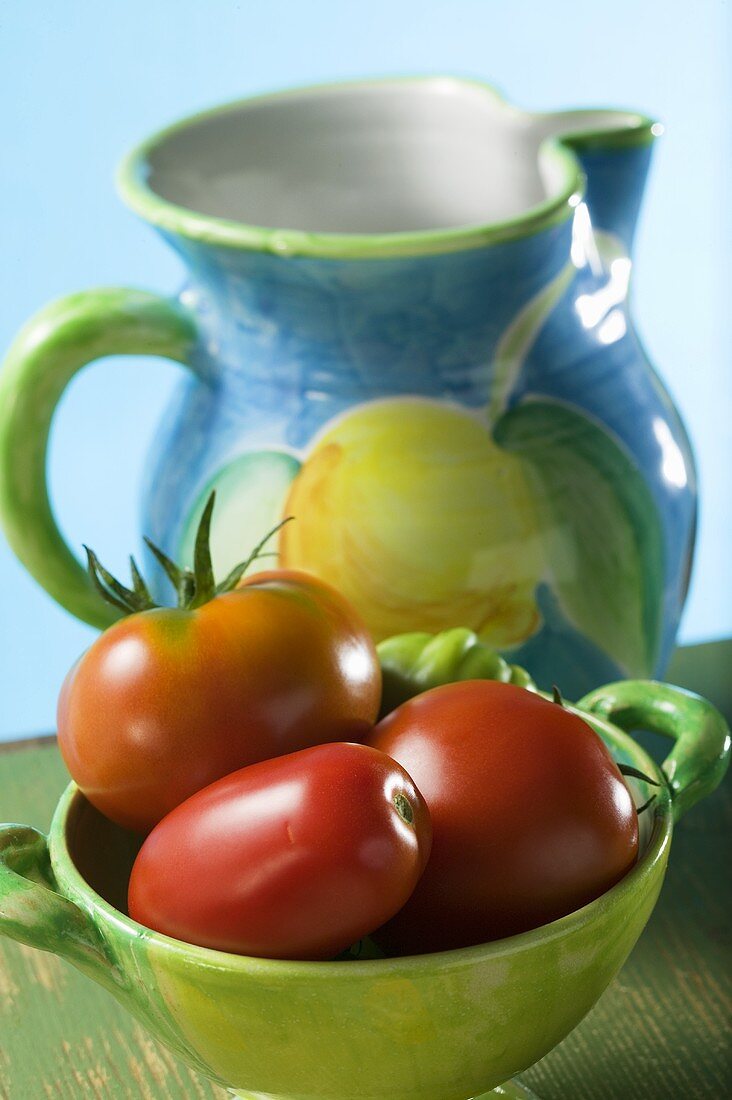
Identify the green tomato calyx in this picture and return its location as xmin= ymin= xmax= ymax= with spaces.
xmin=617 ymin=763 xmax=664 ymax=816
xmin=551 ymin=683 xmax=660 ymax=817
xmin=84 ymin=491 xmax=293 ymax=617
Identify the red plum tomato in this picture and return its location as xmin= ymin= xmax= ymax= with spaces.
xmin=128 ymin=742 xmax=432 ymax=960
xmin=368 ymin=680 xmax=639 ymax=954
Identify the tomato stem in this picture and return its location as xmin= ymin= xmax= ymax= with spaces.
xmin=393 ymin=792 xmax=414 ymax=826
xmin=83 ymin=491 xmax=295 ymax=618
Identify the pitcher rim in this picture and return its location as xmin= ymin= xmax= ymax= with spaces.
xmin=116 ymin=75 xmax=658 ymax=260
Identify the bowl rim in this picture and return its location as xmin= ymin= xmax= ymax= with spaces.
xmin=49 ymin=711 xmax=672 ymax=977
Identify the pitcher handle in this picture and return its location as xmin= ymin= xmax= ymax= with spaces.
xmin=0 ymin=288 xmax=198 ymax=627
xmin=0 ymin=824 xmax=122 ymax=987
xmin=578 ymin=680 xmax=731 ymax=822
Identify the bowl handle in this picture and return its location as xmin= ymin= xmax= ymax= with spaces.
xmin=578 ymin=680 xmax=731 ymax=822
xmin=0 ymin=824 xmax=122 ymax=988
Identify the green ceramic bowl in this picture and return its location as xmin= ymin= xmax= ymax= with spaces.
xmin=1 ymin=680 xmax=729 ymax=1100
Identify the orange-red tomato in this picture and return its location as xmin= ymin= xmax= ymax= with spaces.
xmin=128 ymin=742 xmax=432 ymax=960
xmin=369 ymin=680 xmax=638 ymax=954
xmin=58 ymin=570 xmax=381 ymax=833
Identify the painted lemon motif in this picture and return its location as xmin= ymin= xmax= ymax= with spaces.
xmin=178 ymin=396 xmax=661 ymax=682
xmin=280 ymin=399 xmax=543 ymax=646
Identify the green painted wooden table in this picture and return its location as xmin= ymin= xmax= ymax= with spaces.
xmin=1 ymin=642 xmax=731 ymax=1099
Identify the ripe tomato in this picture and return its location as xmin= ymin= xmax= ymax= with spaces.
xmin=58 ymin=569 xmax=381 ymax=833
xmin=368 ymin=680 xmax=638 ymax=954
xmin=128 ymin=742 xmax=432 ymax=960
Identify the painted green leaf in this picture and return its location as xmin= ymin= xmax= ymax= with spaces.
xmin=493 ymin=398 xmax=664 ymax=676
xmin=179 ymin=450 xmax=300 ymax=581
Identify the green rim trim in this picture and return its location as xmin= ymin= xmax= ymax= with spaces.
xmin=116 ymin=76 xmax=659 ymax=260
xmin=555 ymin=114 xmax=662 ymax=153
xmin=48 ymin=704 xmax=671 ymax=976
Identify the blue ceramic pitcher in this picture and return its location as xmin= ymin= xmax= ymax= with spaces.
xmin=0 ymin=78 xmax=695 ymax=699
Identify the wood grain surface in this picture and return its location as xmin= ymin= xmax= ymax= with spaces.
xmin=0 ymin=737 xmax=729 ymax=1099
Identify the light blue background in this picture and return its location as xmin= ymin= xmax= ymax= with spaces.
xmin=1 ymin=0 xmax=729 ymax=739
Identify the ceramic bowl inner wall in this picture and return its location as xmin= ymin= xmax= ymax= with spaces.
xmin=67 ymin=797 xmax=143 ymax=916
xmin=145 ymin=81 xmax=557 ymax=234
xmin=64 ymin=772 xmax=656 ymax=939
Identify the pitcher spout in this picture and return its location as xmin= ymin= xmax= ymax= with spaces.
xmin=535 ymin=110 xmax=661 ymax=253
